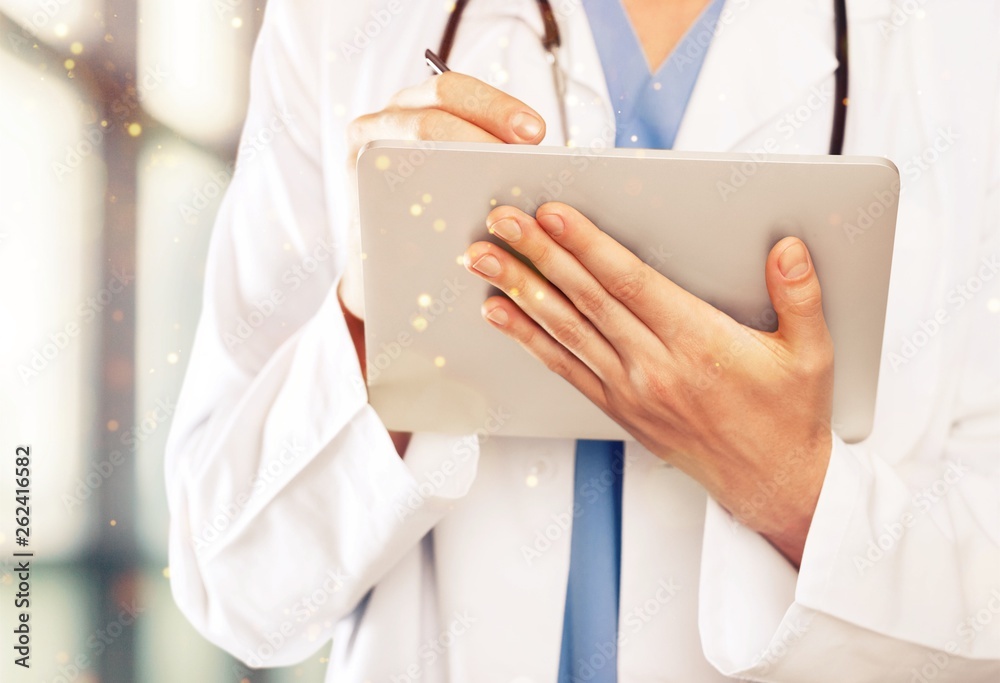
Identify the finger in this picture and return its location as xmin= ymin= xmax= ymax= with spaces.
xmin=534 ymin=202 xmax=702 ymax=336
xmin=480 ymin=296 xmax=608 ymax=408
xmin=484 ymin=206 xmax=660 ymax=351
xmin=463 ymin=241 xmax=622 ymax=380
xmin=388 ymin=71 xmax=545 ymax=144
xmin=347 ymin=108 xmax=503 ymax=163
xmin=764 ymin=237 xmax=833 ymax=355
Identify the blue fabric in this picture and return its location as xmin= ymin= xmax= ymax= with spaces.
xmin=557 ymin=2 xmax=725 ymax=681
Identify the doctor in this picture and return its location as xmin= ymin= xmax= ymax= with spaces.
xmin=164 ymin=0 xmax=1000 ymax=681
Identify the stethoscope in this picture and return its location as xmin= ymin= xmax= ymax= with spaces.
xmin=435 ymin=0 xmax=849 ymax=155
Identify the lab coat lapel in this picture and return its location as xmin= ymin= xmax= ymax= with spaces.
xmin=674 ymin=0 xmax=839 ymax=152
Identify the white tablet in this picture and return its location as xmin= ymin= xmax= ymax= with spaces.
xmin=356 ymin=141 xmax=898 ymax=444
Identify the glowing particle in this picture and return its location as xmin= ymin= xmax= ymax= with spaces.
xmin=374 ymin=155 xmax=391 ymax=170
xmin=511 ymin=186 xmax=522 ymax=197
xmin=54 ymin=23 xmax=68 ymax=38
xmin=360 ymin=252 xmax=368 ymax=260
xmin=127 ymin=122 xmax=142 ymax=137
xmin=231 ymin=17 xmax=243 ymax=28
xmin=534 ymin=290 xmax=544 ymax=300
xmin=101 ymin=119 xmax=108 ymax=127
xmin=434 ymin=356 xmax=446 ymax=368
xmin=422 ymin=193 xmax=432 ymax=203
xmin=109 ymin=520 xmax=117 ymax=527
xmin=456 ymin=255 xmax=465 ymax=265
xmin=433 ymin=219 xmax=446 ymax=232
xmin=630 ymin=134 xmax=638 ymax=142
xmin=167 ymin=352 xmax=179 ymax=364
xmin=70 ymin=41 xmax=83 ymax=55
xmin=510 ymin=287 xmax=521 ymax=297
xmin=490 ymin=198 xmax=498 ymax=206
xmin=653 ymin=81 xmax=662 ymax=91
xmin=417 ymin=293 xmax=433 ymax=308
xmin=988 ymin=298 xmax=1000 ymax=313
xmin=162 ymin=567 xmax=171 ymax=579
xmin=526 ymin=474 xmax=539 ymax=487
xmin=445 ymin=1 xmax=456 ymax=11
xmin=410 ymin=204 xmax=423 ymax=216
xmin=107 ymin=419 xmax=119 ymax=432
xmin=64 ymin=58 xmax=75 ymax=70
xmin=412 ymin=316 xmax=429 ymax=332
xmin=111 ymin=309 xmax=124 ymax=322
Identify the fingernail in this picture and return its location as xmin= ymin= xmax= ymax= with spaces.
xmin=537 ymin=213 xmax=564 ymax=236
xmin=471 ymin=254 xmax=502 ymax=277
xmin=512 ymin=112 xmax=543 ymax=140
xmin=778 ymin=242 xmax=809 ymax=279
xmin=489 ymin=218 xmax=522 ymax=242
xmin=485 ymin=307 xmax=508 ymax=326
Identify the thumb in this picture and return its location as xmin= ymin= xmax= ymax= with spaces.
xmin=765 ymin=237 xmax=829 ymax=350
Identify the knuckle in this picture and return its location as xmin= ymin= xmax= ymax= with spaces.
xmin=800 ymin=342 xmax=834 ymax=378
xmin=530 ymin=241 xmax=555 ymax=269
xmin=628 ymin=363 xmax=674 ymax=405
xmin=607 ymin=266 xmax=649 ymax=303
xmin=543 ymin=347 xmax=575 ymax=378
xmin=574 ymin=282 xmax=608 ymax=320
xmin=429 ymin=71 xmax=451 ymax=103
xmin=550 ymin=317 xmax=588 ymax=352
xmin=413 ymin=109 xmax=447 ymax=140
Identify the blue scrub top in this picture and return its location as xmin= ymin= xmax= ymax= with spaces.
xmin=557 ymin=1 xmax=726 ymax=681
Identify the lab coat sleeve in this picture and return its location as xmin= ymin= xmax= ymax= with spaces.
xmin=163 ymin=0 xmax=479 ymax=668
xmin=697 ymin=102 xmax=1000 ymax=681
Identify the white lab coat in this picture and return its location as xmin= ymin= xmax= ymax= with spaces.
xmin=164 ymin=0 xmax=1000 ymax=680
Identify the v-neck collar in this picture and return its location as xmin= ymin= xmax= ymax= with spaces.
xmin=580 ymin=0 xmax=727 ymax=146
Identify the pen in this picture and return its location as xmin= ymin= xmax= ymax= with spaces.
xmin=424 ymin=49 xmax=450 ymax=75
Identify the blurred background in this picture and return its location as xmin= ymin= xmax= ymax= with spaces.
xmin=0 ymin=0 xmax=328 ymax=680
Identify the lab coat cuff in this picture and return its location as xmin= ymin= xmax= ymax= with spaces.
xmin=794 ymin=432 xmax=864 ymax=606
xmin=699 ymin=428 xmax=858 ymax=675
xmin=399 ymin=431 xmax=481 ymax=510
